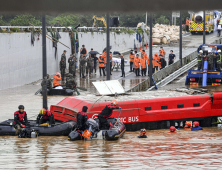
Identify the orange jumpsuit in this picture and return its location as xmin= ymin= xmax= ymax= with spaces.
xmin=129 ymin=54 xmax=135 ymax=72
xmin=134 ymin=57 xmax=140 ymax=76
xmin=98 ymin=56 xmax=105 ymax=76
xmin=152 ymin=53 xmax=160 ymax=73
xmin=140 ymin=57 xmax=146 ymax=76
xmin=53 ymin=75 xmax=62 ymax=87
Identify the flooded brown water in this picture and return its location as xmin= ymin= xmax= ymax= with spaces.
xmin=1 ymin=83 xmax=222 ymax=169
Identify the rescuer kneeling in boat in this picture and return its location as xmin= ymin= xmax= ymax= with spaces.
xmin=98 ymin=100 xmax=121 ymax=130
xmin=76 ymin=106 xmax=88 ymax=131
xmin=191 ymin=121 xmax=203 ymax=131
xmin=138 ymin=129 xmax=147 ymax=138
xmin=36 ymin=108 xmax=55 ymax=127
xmin=14 ymin=105 xmax=28 ymax=135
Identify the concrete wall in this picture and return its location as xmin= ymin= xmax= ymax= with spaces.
xmin=0 ymin=32 xmax=71 ymax=90
xmin=78 ymin=32 xmax=136 ymax=53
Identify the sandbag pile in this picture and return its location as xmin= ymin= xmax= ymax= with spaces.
xmin=137 ymin=23 xmax=185 ymax=44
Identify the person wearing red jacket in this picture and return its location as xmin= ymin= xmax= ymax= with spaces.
xmin=98 ymin=100 xmax=121 ymax=130
xmin=14 ymin=105 xmax=28 ymax=134
xmin=36 ymin=108 xmax=55 ymax=127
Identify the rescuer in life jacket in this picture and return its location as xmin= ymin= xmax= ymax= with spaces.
xmin=36 ymin=108 xmax=55 ymax=127
xmin=138 ymin=128 xmax=147 ymax=138
xmin=98 ymin=100 xmax=121 ymax=130
xmin=14 ymin=105 xmax=28 ymax=134
xmin=191 ymin=121 xmax=203 ymax=131
xmin=76 ymin=106 xmax=88 ymax=131
xmin=184 ymin=122 xmax=192 ymax=129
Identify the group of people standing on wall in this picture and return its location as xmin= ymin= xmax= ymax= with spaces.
xmin=129 ymin=47 xmax=176 ymax=76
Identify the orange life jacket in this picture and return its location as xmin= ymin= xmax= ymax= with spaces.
xmin=153 ymin=53 xmax=161 ymax=68
xmin=53 ymin=75 xmax=62 ymax=87
xmin=140 ymin=58 xmax=146 ymax=69
xmin=129 ymin=54 xmax=135 ymax=62
xmin=134 ymin=57 xmax=140 ymax=69
xmin=98 ymin=57 xmax=105 ymax=67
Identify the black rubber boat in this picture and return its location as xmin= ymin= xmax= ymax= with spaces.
xmin=43 ymin=89 xmax=74 ymax=96
xmin=0 ymin=119 xmax=76 ymax=136
xmin=68 ymin=118 xmax=126 ymax=141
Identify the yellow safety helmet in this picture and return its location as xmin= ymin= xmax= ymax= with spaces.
xmin=40 ymin=108 xmax=46 ymax=115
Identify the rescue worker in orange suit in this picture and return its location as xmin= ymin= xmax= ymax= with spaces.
xmin=98 ymin=100 xmax=121 ymax=130
xmin=134 ymin=54 xmax=140 ymax=76
xmin=140 ymin=55 xmax=147 ymax=76
xmin=80 ymin=45 xmax=87 ymax=57
xmin=98 ymin=55 xmax=106 ymax=76
xmin=36 ymin=108 xmax=55 ymax=127
xmin=53 ymin=72 xmax=62 ymax=87
xmin=120 ymin=54 xmax=125 ymax=77
xmin=152 ymin=53 xmax=160 ymax=73
xmin=76 ymin=106 xmax=88 ymax=131
xmin=129 ymin=51 xmax=135 ymax=72
xmin=159 ymin=47 xmax=166 ymax=58
xmin=184 ymin=122 xmax=191 ymax=129
xmin=141 ymin=50 xmax=148 ymax=73
xmin=14 ymin=105 xmax=28 ymax=134
xmin=138 ymin=129 xmax=147 ymax=138
xmin=186 ymin=17 xmax=189 ymax=32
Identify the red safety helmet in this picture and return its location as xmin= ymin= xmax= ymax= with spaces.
xmin=170 ymin=126 xmax=176 ymax=132
xmin=185 ymin=122 xmax=192 ymax=127
xmin=193 ymin=121 xmax=199 ymax=127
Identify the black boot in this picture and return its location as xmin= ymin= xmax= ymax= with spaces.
xmin=123 ymin=72 xmax=125 ymax=77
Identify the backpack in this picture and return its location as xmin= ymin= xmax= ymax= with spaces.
xmin=81 ymin=48 xmax=86 ymax=54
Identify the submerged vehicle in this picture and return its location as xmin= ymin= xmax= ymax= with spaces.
xmin=186 ymin=44 xmax=222 ymax=87
xmin=68 ymin=118 xmax=126 ymax=141
xmin=0 ymin=119 xmax=76 ymax=136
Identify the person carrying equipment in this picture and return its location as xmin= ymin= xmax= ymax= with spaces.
xmin=197 ymin=50 xmax=204 ymax=70
xmin=217 ymin=50 xmax=221 ymax=71
xmin=191 ymin=121 xmax=203 ymax=131
xmin=98 ymin=55 xmax=106 ymax=76
xmin=138 ymin=129 xmax=147 ymax=138
xmin=140 ymin=55 xmax=147 ymax=76
xmin=53 ymin=72 xmax=62 ymax=87
xmin=14 ymin=105 xmax=28 ymax=134
xmin=36 ymin=108 xmax=55 ymax=127
xmin=76 ymin=106 xmax=88 ymax=131
xmin=98 ymin=100 xmax=121 ymax=130
xmin=134 ymin=54 xmax=140 ymax=76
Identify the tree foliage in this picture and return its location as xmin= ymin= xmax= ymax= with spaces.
xmin=10 ymin=14 xmax=41 ymax=26
xmin=0 ymin=16 xmax=5 ymax=26
xmin=155 ymin=15 xmax=170 ymax=25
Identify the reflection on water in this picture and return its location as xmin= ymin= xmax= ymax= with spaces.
xmin=1 ymin=128 xmax=222 ymax=169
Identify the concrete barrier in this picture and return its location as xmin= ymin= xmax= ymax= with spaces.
xmin=0 ymin=32 xmax=72 ymax=90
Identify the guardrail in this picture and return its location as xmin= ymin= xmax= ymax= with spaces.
xmin=0 ymin=26 xmax=137 ymax=32
xmin=127 ymin=50 xmax=198 ymax=92
xmin=127 ymin=38 xmax=222 ymax=92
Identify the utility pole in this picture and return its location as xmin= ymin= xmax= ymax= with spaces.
xmin=203 ymin=10 xmax=206 ymax=44
xmin=149 ymin=13 xmax=153 ymax=87
xmin=179 ymin=11 xmax=182 ymax=67
xmin=170 ymin=11 xmax=172 ymax=26
xmin=106 ymin=13 xmax=110 ymax=80
xmin=42 ymin=15 xmax=48 ymax=109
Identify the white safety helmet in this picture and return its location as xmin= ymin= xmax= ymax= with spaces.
xmin=199 ymin=50 xmax=203 ymax=53
xmin=218 ymin=49 xmax=221 ymax=53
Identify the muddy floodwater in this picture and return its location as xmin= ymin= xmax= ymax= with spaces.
xmin=1 ymin=84 xmax=222 ymax=169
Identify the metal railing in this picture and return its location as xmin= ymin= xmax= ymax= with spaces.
xmin=0 ymin=26 xmax=137 ymax=32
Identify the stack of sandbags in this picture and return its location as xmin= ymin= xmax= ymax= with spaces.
xmin=137 ymin=23 xmax=185 ymax=44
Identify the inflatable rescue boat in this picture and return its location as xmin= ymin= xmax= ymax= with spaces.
xmin=0 ymin=119 xmax=76 ymax=136
xmin=68 ymin=118 xmax=126 ymax=141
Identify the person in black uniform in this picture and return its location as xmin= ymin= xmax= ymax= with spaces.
xmin=98 ymin=100 xmax=121 ymax=130
xmin=168 ymin=50 xmax=176 ymax=66
xmin=76 ymin=106 xmax=88 ymax=131
xmin=138 ymin=129 xmax=147 ymax=138
xmin=120 ymin=54 xmax=125 ymax=77
xmin=14 ymin=105 xmax=28 ymax=134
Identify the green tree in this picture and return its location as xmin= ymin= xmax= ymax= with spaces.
xmin=0 ymin=16 xmax=5 ymax=26
xmin=10 ymin=14 xmax=41 ymax=26
xmin=49 ymin=14 xmax=79 ymax=27
xmin=155 ymin=15 xmax=170 ymax=25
